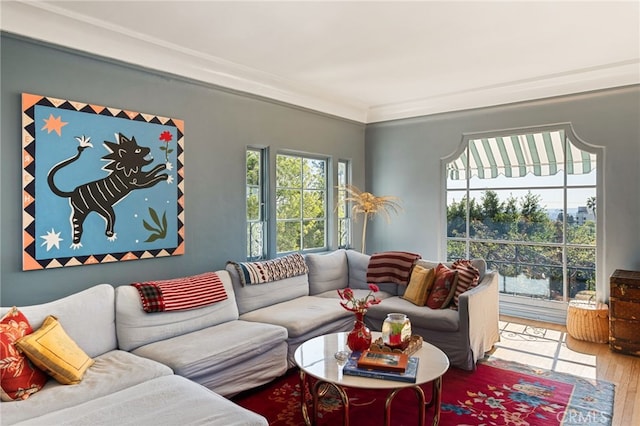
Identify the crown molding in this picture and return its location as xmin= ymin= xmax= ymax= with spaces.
xmin=2 ymin=1 xmax=638 ymax=125
xmin=366 ymin=60 xmax=640 ymax=123
xmin=0 ymin=1 xmax=369 ymax=123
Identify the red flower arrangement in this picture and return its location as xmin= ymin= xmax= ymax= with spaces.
xmin=337 ymin=284 xmax=381 ymax=312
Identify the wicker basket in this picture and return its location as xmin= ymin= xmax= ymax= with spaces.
xmin=567 ymin=300 xmax=609 ymax=343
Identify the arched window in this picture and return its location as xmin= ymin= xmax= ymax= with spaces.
xmin=444 ymin=124 xmax=601 ymax=322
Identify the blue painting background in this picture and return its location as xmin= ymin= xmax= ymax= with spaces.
xmin=34 ymin=105 xmax=178 ymax=260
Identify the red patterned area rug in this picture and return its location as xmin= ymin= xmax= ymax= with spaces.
xmin=232 ymin=357 xmax=614 ymax=426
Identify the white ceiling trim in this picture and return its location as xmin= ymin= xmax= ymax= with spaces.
xmin=367 ymin=60 xmax=640 ymax=123
xmin=1 ymin=1 xmax=368 ymax=122
xmin=2 ymin=1 xmax=638 ymax=124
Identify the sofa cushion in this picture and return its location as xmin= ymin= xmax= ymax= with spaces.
xmin=240 ymin=296 xmax=352 ymax=338
xmin=0 ymin=350 xmax=172 ymax=425
xmin=346 ymin=250 xmax=398 ymax=295
xmin=12 ymin=375 xmax=268 ymax=426
xmin=17 ymin=315 xmax=94 ymax=385
xmin=0 ymin=307 xmax=47 ymax=401
xmin=0 ymin=284 xmax=117 ymax=358
xmin=115 ymin=270 xmax=240 ymax=352
xmin=367 ymin=297 xmax=460 ymax=332
xmin=306 ymin=249 xmax=348 ymax=295
xmin=402 ymin=265 xmax=435 ymax=306
xmin=227 ymin=264 xmax=309 ymax=315
xmin=131 ymin=320 xmax=287 ymax=388
xmin=425 ymin=264 xmax=458 ymax=309
xmin=314 ymin=288 xmax=395 ymax=301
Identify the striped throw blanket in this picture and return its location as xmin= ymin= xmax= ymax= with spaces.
xmin=366 ymin=251 xmax=422 ymax=285
xmin=228 ymin=253 xmax=308 ymax=286
xmin=132 ymin=272 xmax=227 ymax=313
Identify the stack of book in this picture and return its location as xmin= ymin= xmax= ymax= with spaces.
xmin=343 ymin=350 xmax=419 ymax=383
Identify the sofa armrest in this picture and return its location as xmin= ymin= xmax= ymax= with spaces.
xmin=458 ymin=271 xmax=500 ymax=363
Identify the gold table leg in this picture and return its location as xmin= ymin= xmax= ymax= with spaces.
xmin=299 ymin=370 xmax=312 ymax=426
xmin=301 ymin=372 xmax=443 ymax=426
xmin=384 ymin=386 xmax=426 ymax=426
xmin=424 ymin=376 xmax=443 ymax=426
xmin=299 ymin=371 xmax=350 ymax=426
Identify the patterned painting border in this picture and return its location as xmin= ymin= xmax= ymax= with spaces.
xmin=22 ymin=93 xmax=185 ymax=270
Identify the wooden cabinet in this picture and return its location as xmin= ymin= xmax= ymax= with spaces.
xmin=609 ymin=269 xmax=640 ymax=356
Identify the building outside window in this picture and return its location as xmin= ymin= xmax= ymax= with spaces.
xmin=445 ymin=125 xmax=600 ymax=321
xmin=276 ymin=153 xmax=327 ymax=254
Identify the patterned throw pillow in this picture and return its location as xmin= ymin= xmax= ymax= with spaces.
xmin=450 ymin=259 xmax=481 ymax=310
xmin=402 ymin=265 xmax=435 ymax=306
xmin=16 ymin=315 xmax=94 ymax=385
xmin=0 ymin=307 xmax=48 ymax=401
xmin=425 ymin=264 xmax=458 ymax=309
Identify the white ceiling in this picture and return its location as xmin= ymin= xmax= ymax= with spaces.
xmin=2 ymin=1 xmax=639 ymax=123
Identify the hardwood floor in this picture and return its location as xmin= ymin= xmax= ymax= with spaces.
xmin=496 ymin=315 xmax=639 ymax=426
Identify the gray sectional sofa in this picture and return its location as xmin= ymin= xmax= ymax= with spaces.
xmin=229 ymin=249 xmax=500 ymax=370
xmin=1 ymin=249 xmax=499 ymax=425
xmin=1 ymin=283 xmax=268 ymax=426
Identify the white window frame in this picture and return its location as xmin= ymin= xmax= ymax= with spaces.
xmin=337 ymin=159 xmax=352 ymax=249
xmin=441 ymin=123 xmax=604 ymax=323
xmin=246 ymin=147 xmax=268 ymax=260
xmin=275 ymin=152 xmax=328 ymax=254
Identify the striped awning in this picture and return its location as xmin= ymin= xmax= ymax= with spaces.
xmin=448 ymin=130 xmax=596 ymax=180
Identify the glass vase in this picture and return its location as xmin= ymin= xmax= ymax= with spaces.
xmin=347 ymin=310 xmax=372 ymax=352
xmin=381 ymin=313 xmax=412 ymax=350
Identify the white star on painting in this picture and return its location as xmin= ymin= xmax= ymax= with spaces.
xmin=40 ymin=228 xmax=63 ymax=251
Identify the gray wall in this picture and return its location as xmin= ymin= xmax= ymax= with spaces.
xmin=0 ymin=34 xmax=365 ymax=306
xmin=3 ymin=33 xmax=638 ymax=307
xmin=365 ymin=85 xmax=640 ymax=300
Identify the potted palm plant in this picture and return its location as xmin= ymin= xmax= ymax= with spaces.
xmin=343 ymin=185 xmax=402 ymax=253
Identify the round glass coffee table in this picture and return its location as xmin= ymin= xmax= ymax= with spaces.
xmin=293 ymin=332 xmax=450 ymax=426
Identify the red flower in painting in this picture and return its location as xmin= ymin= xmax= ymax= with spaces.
xmin=158 ymin=131 xmax=174 ymax=162
xmin=159 ymin=131 xmax=173 ymax=143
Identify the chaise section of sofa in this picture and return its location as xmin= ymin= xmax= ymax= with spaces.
xmin=1 ymin=285 xmax=173 ymax=425
xmin=10 ymin=375 xmax=268 ymax=426
xmin=115 ymin=270 xmax=289 ymax=396
xmin=2 ymin=280 xmax=272 ymax=425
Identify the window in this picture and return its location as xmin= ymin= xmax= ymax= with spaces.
xmin=445 ymin=125 xmax=599 ymax=319
xmin=246 ymin=148 xmax=266 ymax=260
xmin=276 ymin=153 xmax=327 ymax=253
xmin=337 ymin=160 xmax=351 ymax=248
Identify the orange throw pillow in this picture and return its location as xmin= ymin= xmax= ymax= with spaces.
xmin=1 ymin=307 xmax=48 ymax=401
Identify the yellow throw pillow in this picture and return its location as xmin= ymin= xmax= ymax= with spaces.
xmin=16 ymin=316 xmax=94 ymax=385
xmin=402 ymin=265 xmax=435 ymax=306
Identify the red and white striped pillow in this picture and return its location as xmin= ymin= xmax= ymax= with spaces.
xmin=451 ymin=259 xmax=480 ymax=310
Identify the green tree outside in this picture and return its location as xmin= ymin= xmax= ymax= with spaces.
xmin=447 ymin=190 xmax=596 ymax=300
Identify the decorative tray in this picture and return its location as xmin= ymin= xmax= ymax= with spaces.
xmin=368 ymin=335 xmax=423 ymax=356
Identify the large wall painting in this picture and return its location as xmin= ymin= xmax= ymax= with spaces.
xmin=22 ymin=93 xmax=185 ymax=270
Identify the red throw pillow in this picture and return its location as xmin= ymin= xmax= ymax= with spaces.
xmin=425 ymin=264 xmax=458 ymax=309
xmin=1 ymin=307 xmax=48 ymax=401
xmin=451 ymin=259 xmax=481 ymax=310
